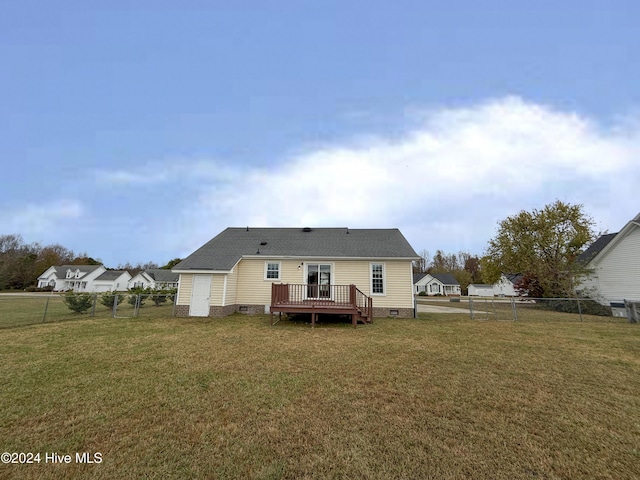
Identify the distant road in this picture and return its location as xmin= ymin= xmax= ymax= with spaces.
xmin=0 ymin=292 xmax=60 ymax=297
xmin=416 ymin=303 xmax=472 ymax=314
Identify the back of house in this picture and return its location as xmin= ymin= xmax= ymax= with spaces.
xmin=172 ymin=227 xmax=419 ymax=318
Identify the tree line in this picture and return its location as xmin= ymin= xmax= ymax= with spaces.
xmin=0 ymin=234 xmax=180 ymax=291
xmin=3 ymin=200 xmax=597 ymax=298
xmin=414 ymin=200 xmax=597 ymax=298
xmin=413 ymin=249 xmax=483 ymax=295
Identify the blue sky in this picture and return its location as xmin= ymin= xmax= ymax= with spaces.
xmin=1 ymin=0 xmax=639 ymax=267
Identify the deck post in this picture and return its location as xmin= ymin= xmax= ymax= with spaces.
xmin=311 ymin=310 xmax=316 ymax=327
xmin=349 ymin=284 xmax=356 ymax=307
xmin=352 ymin=313 xmax=357 ymax=328
xmin=368 ymin=297 xmax=373 ymax=323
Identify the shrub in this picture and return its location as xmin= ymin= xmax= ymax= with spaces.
xmin=537 ymin=298 xmax=612 ymax=317
xmin=150 ymin=289 xmax=168 ymax=306
xmin=127 ymin=287 xmax=149 ymax=308
xmin=63 ymin=292 xmax=94 ymax=314
xmin=100 ymin=292 xmax=125 ymax=309
xmin=418 ymin=291 xmax=427 ymax=297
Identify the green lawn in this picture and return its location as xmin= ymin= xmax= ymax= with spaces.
xmin=1 ymin=314 xmax=639 ymax=479
xmin=0 ymin=294 xmax=175 ymax=329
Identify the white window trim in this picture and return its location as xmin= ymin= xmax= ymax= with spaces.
xmin=264 ymin=261 xmax=281 ymax=281
xmin=370 ymin=262 xmax=386 ymax=296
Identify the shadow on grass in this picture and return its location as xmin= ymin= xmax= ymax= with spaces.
xmin=275 ymin=313 xmax=365 ymax=328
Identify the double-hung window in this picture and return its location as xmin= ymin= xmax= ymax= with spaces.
xmin=371 ymin=263 xmax=385 ymax=295
xmin=265 ymin=262 xmax=281 ymax=280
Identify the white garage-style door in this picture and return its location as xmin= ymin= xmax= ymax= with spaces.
xmin=189 ymin=275 xmax=212 ymax=316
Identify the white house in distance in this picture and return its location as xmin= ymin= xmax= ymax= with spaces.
xmin=468 ymin=284 xmax=494 ymax=296
xmin=172 ymin=227 xmax=419 ymax=319
xmin=128 ymin=269 xmax=180 ymax=290
xmin=468 ymin=274 xmax=523 ymax=297
xmin=493 ymin=273 xmax=524 ymax=297
xmin=92 ymin=270 xmax=132 ymax=292
xmin=577 ymin=212 xmax=640 ymax=305
xmin=413 ymin=273 xmax=461 ymax=296
xmin=37 ymin=265 xmax=130 ymax=292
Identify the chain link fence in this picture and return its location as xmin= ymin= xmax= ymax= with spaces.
xmin=0 ymin=292 xmax=177 ymax=329
xmin=417 ymin=296 xmax=635 ymax=323
xmin=3 ymin=293 xmax=636 ymax=329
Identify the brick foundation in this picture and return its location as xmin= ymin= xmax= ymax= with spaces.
xmin=235 ymin=304 xmax=266 ymax=315
xmin=210 ymin=305 xmax=238 ymax=317
xmin=176 ymin=304 xmax=414 ymax=319
xmin=174 ymin=304 xmax=266 ymax=318
xmin=372 ymin=307 xmax=415 ymax=319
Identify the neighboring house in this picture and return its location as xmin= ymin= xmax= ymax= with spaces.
xmin=37 ymin=265 xmax=106 ymax=292
xmin=414 ymin=273 xmax=461 ymax=296
xmin=129 ymin=269 xmax=180 ymax=290
xmin=92 ymin=270 xmax=132 ymax=292
xmin=413 ymin=273 xmax=429 ymax=294
xmin=493 ymin=273 xmax=523 ymax=297
xmin=172 ymin=227 xmax=419 ymax=319
xmin=37 ymin=265 xmax=131 ymax=292
xmin=577 ymin=212 xmax=640 ymax=305
xmin=468 ymin=284 xmax=494 ymax=296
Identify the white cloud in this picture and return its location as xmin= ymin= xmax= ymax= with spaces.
xmin=3 ymin=199 xmax=84 ymax=235
xmin=95 ymin=159 xmax=240 ymax=186
xmin=162 ymin=96 xmax=640 ymax=256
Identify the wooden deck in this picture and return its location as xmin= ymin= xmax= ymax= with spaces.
xmin=270 ymin=284 xmax=373 ymax=327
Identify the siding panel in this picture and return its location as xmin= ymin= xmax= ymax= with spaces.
xmin=235 ymin=258 xmax=414 ymax=308
xmin=177 ymin=274 xmax=193 ymax=305
xmin=210 ymin=275 xmax=225 ymax=306
xmin=592 ymin=228 xmax=640 ymax=302
xmin=225 ymin=268 xmax=238 ymax=306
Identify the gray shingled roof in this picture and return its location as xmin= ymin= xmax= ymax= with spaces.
xmin=413 ymin=273 xmax=427 ymax=284
xmin=95 ymin=270 xmax=128 ymax=281
xmin=504 ymin=273 xmax=524 ymax=285
xmin=430 ymin=273 xmax=459 ymax=285
xmin=146 ymin=269 xmax=179 ymax=282
xmin=54 ymin=265 xmax=103 ymax=275
xmin=576 ymin=233 xmax=617 ymax=265
xmin=174 ymin=227 xmax=419 ymax=271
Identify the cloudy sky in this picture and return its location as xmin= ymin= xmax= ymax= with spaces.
xmin=1 ymin=1 xmax=639 ymax=267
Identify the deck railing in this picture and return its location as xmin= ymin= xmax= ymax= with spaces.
xmin=271 ymin=283 xmax=373 ymax=323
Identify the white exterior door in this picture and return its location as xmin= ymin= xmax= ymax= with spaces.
xmin=190 ymin=275 xmax=212 ymax=316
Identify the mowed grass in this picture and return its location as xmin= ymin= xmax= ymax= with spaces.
xmin=0 ymin=294 xmax=175 ymax=328
xmin=418 ymin=297 xmax=618 ymax=323
xmin=1 ymin=314 xmax=639 ymax=479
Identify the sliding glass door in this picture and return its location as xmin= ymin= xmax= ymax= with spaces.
xmin=306 ymin=264 xmax=331 ymax=299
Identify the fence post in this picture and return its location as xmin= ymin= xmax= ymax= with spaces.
xmin=112 ymin=293 xmax=119 ymax=317
xmin=577 ymin=298 xmax=583 ymax=322
xmin=511 ymin=297 xmax=518 ymax=322
xmin=625 ymin=300 xmax=639 ymax=323
xmin=133 ymin=294 xmax=139 ymax=317
xmin=91 ymin=293 xmax=97 ymax=317
xmin=42 ymin=297 xmax=50 ymax=323
xmin=469 ymin=298 xmax=475 ymax=319
xmin=172 ymin=295 xmax=177 ymax=317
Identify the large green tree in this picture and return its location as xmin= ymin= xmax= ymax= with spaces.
xmin=481 ymin=201 xmax=597 ymax=298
